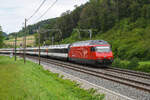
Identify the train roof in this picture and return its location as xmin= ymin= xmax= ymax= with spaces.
xmin=47 ymin=44 xmax=69 ymax=49
xmin=25 ymin=44 xmax=70 ymax=50
xmin=71 ymin=40 xmax=109 ymax=47
xmin=0 ymin=48 xmax=13 ymax=50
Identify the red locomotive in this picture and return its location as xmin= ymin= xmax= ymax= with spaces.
xmin=68 ymin=40 xmax=113 ymax=66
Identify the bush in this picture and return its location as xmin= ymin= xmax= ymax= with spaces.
xmin=112 ymin=58 xmax=121 ymax=67
xmin=112 ymin=58 xmax=140 ymax=70
xmin=128 ymin=58 xmax=139 ymax=69
xmin=112 ymin=58 xmax=150 ymax=73
xmin=137 ymin=64 xmax=150 ymax=73
xmin=112 ymin=58 xmax=127 ymax=68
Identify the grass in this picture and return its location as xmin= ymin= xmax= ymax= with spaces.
xmin=4 ymin=35 xmax=35 ymax=47
xmin=0 ymin=56 xmax=104 ymax=100
xmin=139 ymin=61 xmax=150 ymax=65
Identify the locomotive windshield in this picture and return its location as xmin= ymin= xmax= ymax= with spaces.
xmin=95 ymin=46 xmax=111 ymax=52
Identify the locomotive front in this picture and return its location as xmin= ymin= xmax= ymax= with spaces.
xmin=92 ymin=45 xmax=113 ymax=65
xmin=68 ymin=40 xmax=113 ymax=66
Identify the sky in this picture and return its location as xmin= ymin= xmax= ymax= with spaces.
xmin=0 ymin=0 xmax=89 ymax=34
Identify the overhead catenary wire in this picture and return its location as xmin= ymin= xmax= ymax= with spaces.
xmin=27 ymin=0 xmax=47 ymax=21
xmin=23 ymin=0 xmax=57 ymax=64
xmin=36 ymin=0 xmax=58 ymax=22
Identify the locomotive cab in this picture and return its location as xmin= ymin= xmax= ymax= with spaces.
xmin=91 ymin=46 xmax=113 ymax=65
xmin=69 ymin=40 xmax=114 ymax=67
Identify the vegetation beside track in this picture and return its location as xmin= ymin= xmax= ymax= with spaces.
xmin=112 ymin=58 xmax=150 ymax=73
xmin=0 ymin=26 xmax=4 ymax=48
xmin=0 ymin=56 xmax=104 ymax=100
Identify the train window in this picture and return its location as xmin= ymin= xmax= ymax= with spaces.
xmin=27 ymin=49 xmax=35 ymax=52
xmin=41 ymin=49 xmax=46 ymax=52
xmin=90 ymin=47 xmax=95 ymax=52
xmin=48 ymin=48 xmax=68 ymax=53
xmin=95 ymin=46 xmax=111 ymax=52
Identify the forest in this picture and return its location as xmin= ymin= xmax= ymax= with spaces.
xmin=7 ymin=0 xmax=150 ymax=61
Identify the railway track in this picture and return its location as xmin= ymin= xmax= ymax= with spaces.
xmin=106 ymin=67 xmax=150 ymax=80
xmin=24 ymin=55 xmax=150 ymax=93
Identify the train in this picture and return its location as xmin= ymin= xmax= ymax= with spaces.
xmin=0 ymin=40 xmax=114 ymax=67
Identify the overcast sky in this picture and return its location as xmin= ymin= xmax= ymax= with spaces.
xmin=0 ymin=0 xmax=89 ymax=34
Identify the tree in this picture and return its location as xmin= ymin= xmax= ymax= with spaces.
xmin=0 ymin=26 xmax=4 ymax=48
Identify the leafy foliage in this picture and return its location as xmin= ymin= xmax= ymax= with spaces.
xmin=137 ymin=64 xmax=150 ymax=73
xmin=0 ymin=26 xmax=4 ymax=48
xmin=112 ymin=58 xmax=150 ymax=73
xmin=128 ymin=58 xmax=139 ymax=69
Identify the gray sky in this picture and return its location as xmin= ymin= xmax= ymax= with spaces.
xmin=0 ymin=0 xmax=89 ymax=34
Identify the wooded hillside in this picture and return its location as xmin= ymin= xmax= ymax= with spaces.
xmin=7 ymin=0 xmax=150 ymax=60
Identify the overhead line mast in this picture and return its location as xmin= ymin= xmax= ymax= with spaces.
xmin=23 ymin=0 xmax=58 ymax=64
xmin=23 ymin=19 xmax=27 ymax=64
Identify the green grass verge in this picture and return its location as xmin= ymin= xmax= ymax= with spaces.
xmin=0 ymin=56 xmax=104 ymax=100
xmin=139 ymin=61 xmax=150 ymax=65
